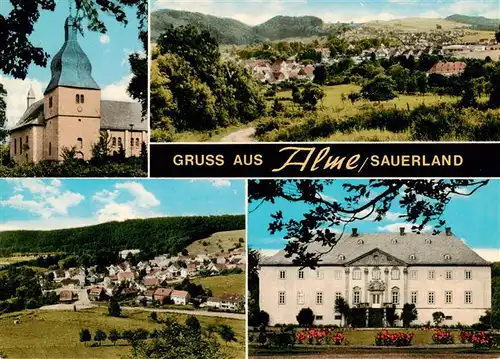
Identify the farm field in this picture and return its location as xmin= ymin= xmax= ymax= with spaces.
xmin=185 ymin=230 xmax=246 ymax=256
xmin=0 ymin=307 xmax=245 ymax=359
xmin=192 ymin=273 xmax=246 ymax=297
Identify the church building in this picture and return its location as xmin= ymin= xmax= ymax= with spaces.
xmin=9 ymin=16 xmax=147 ymax=163
xmin=259 ymin=227 xmax=491 ymax=326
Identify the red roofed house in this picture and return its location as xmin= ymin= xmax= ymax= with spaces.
xmin=88 ymin=286 xmax=107 ymax=301
xmin=143 ymin=289 xmax=156 ymax=301
xmin=153 ymin=288 xmax=173 ymax=304
xmin=143 ymin=277 xmax=159 ymax=288
xmin=171 ymin=290 xmax=191 ymax=305
xmin=427 ymin=61 xmax=466 ymax=76
xmin=117 ymin=271 xmax=136 ymax=282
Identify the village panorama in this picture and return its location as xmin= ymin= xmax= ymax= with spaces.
xmin=150 ymin=9 xmax=500 ymax=143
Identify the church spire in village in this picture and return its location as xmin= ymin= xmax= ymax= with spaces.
xmin=26 ymin=84 xmax=35 ymax=109
xmin=43 ymin=2 xmax=100 ymax=95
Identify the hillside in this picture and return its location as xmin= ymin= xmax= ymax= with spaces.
xmin=151 ymin=10 xmax=329 ymax=44
xmin=185 ymin=230 xmax=246 ymax=256
xmin=151 ymin=9 xmax=265 ymax=44
xmin=446 ymin=14 xmax=500 ymax=30
xmin=0 ymin=215 xmax=245 ymax=256
xmin=363 ymin=17 xmax=466 ymax=31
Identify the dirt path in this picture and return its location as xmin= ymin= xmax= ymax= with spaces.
xmin=220 ymin=127 xmax=256 ymax=142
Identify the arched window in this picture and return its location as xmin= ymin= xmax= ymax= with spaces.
xmin=118 ymin=137 xmax=122 ymax=147
xmin=49 ymin=97 xmax=53 ymax=108
xmin=425 ymin=238 xmax=432 ymax=244
xmin=443 ymin=254 xmax=451 ymax=261
xmin=77 ymin=138 xmax=83 ymax=150
xmin=81 ymin=94 xmax=85 ymax=104
xmin=391 ymin=238 xmax=398 ymax=244
xmin=391 ymin=268 xmax=400 ymax=280
xmin=372 ymin=268 xmax=381 ymax=280
xmin=49 ymin=142 xmax=52 ymax=156
xmin=338 ymin=254 xmax=345 ymax=261
xmin=136 ymin=138 xmax=139 ymax=147
xmin=352 ymin=287 xmax=361 ymax=305
xmin=409 ymin=254 xmax=416 ymax=261
xmin=357 ymin=239 xmax=364 ymax=245
xmin=76 ymin=94 xmax=80 ymax=104
xmin=112 ymin=137 xmax=117 ymax=147
xmin=14 ymin=139 xmax=16 ymax=155
xmin=130 ymin=138 xmax=134 ymax=147
xmin=19 ymin=138 xmax=22 ymax=154
xmin=391 ymin=287 xmax=400 ymax=305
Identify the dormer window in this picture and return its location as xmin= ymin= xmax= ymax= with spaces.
xmin=357 ymin=239 xmax=364 ymax=245
xmin=391 ymin=238 xmax=398 ymax=244
xmin=409 ymin=254 xmax=416 ymax=261
xmin=444 ymin=254 xmax=451 ymax=261
xmin=425 ymin=239 xmax=432 ymax=244
xmin=338 ymin=254 xmax=345 ymax=261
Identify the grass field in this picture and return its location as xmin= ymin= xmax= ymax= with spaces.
xmin=0 ymin=255 xmax=39 ymax=265
xmin=0 ymin=307 xmax=245 ymax=359
xmin=192 ymin=273 xmax=246 ymax=297
xmin=362 ymin=18 xmax=465 ymax=31
xmin=173 ymin=123 xmax=251 ymax=142
xmin=186 ymin=230 xmax=246 ymax=256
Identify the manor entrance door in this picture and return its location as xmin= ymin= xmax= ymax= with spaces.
xmin=371 ymin=292 xmax=383 ymax=308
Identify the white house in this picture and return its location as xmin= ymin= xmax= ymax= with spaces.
xmin=259 ymin=227 xmax=491 ymax=326
xmin=171 ymin=290 xmax=190 ymax=305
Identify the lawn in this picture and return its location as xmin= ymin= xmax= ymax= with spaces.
xmin=186 ymin=230 xmax=246 ymax=256
xmin=192 ymin=273 xmax=246 ymax=297
xmin=0 ymin=256 xmax=39 ymax=265
xmin=0 ymin=307 xmax=245 ymax=359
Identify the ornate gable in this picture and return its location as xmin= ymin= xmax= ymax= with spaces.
xmin=347 ymin=248 xmax=407 ymax=267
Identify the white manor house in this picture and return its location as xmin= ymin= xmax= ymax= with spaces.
xmin=259 ymin=227 xmax=491 ymax=326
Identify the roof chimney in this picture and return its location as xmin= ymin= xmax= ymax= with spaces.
xmin=399 ymin=227 xmax=405 ymax=236
xmin=445 ymin=227 xmax=452 ymax=236
xmin=352 ymin=228 xmax=358 ymax=237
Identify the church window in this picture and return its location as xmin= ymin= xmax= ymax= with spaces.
xmin=136 ymin=138 xmax=139 ymax=147
xmin=19 ymin=138 xmax=22 ymax=154
xmin=118 ymin=137 xmax=122 ymax=147
xmin=112 ymin=137 xmax=117 ymax=147
xmin=76 ymin=94 xmax=80 ymax=104
xmin=352 ymin=268 xmax=361 ymax=280
xmin=77 ymin=138 xmax=83 ymax=150
xmin=49 ymin=142 xmax=52 ymax=156
xmin=49 ymin=97 xmax=53 ymax=108
xmin=391 ymin=268 xmax=400 ymax=280
xmin=81 ymin=94 xmax=85 ymax=104
xmin=391 ymin=287 xmax=400 ymax=305
xmin=14 ymin=139 xmax=16 ymax=154
xmin=130 ymin=138 xmax=134 ymax=147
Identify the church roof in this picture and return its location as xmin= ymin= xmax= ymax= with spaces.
xmin=44 ymin=16 xmax=100 ymax=95
xmin=10 ymin=100 xmax=145 ymax=132
xmin=260 ymin=231 xmax=490 ymax=266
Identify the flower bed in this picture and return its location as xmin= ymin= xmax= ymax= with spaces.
xmin=470 ymin=331 xmax=494 ymax=349
xmin=432 ymin=328 xmax=454 ymax=344
xmin=459 ymin=330 xmax=473 ymax=344
xmin=375 ymin=330 xmax=414 ymax=346
xmin=295 ymin=328 xmax=344 ymax=345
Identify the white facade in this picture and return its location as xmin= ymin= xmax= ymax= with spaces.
xmin=259 ymin=230 xmax=491 ymax=327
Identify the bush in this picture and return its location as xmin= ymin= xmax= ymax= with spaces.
xmin=471 ymin=331 xmax=495 ymax=349
xmin=295 ymin=328 xmax=344 ymax=345
xmin=267 ymin=327 xmax=296 ymax=349
xmin=375 ymin=330 xmax=414 ymax=346
xmin=432 ymin=328 xmax=454 ymax=344
xmin=296 ymin=308 xmax=315 ymax=327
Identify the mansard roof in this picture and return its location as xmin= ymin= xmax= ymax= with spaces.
xmin=260 ymin=231 xmax=490 ymax=266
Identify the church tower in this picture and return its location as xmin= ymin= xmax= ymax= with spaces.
xmin=27 ymin=85 xmax=35 ymax=109
xmin=43 ymin=15 xmax=101 ymax=161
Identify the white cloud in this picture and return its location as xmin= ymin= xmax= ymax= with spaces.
xmin=0 ymin=179 xmax=84 ymax=219
xmin=259 ymin=249 xmax=280 ymax=257
xmin=0 ymin=217 xmax=99 ymax=231
xmin=472 ymin=248 xmax=500 ymax=263
xmin=385 ymin=211 xmax=404 ymax=221
xmin=1 ymin=75 xmax=47 ymax=129
xmin=93 ymin=181 xmax=161 ymax=222
xmin=189 ymin=179 xmax=232 ymax=188
xmin=377 ymin=222 xmax=432 ymax=233
xmin=101 ymin=74 xmax=135 ymax=102
xmin=99 ymin=34 xmax=110 ymax=45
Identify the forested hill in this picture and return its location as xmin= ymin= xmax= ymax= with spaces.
xmin=151 ymin=9 xmax=265 ymax=44
xmin=151 ymin=10 xmax=327 ymax=44
xmin=446 ymin=14 xmax=500 ymax=30
xmin=0 ymin=215 xmax=245 ymax=256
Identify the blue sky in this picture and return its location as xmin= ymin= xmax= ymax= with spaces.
xmin=0 ymin=179 xmax=245 ymax=231
xmin=248 ymin=180 xmax=500 ymax=261
xmin=1 ymin=1 xmax=144 ymax=128
xmin=155 ymin=0 xmax=500 ymax=25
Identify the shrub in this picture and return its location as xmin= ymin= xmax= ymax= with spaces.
xmin=295 ymin=328 xmax=344 ymax=345
xmin=375 ymin=330 xmax=414 ymax=346
xmin=471 ymin=331 xmax=494 ymax=349
xmin=459 ymin=330 xmax=474 ymax=344
xmin=296 ymin=308 xmax=315 ymax=327
xmin=267 ymin=327 xmax=296 ymax=349
xmin=432 ymin=328 xmax=454 ymax=344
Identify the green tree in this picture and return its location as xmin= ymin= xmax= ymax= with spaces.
xmin=94 ymin=329 xmax=107 ymax=346
xmin=387 ymin=64 xmax=410 ymax=93
xmin=334 ymin=297 xmax=350 ymax=328
xmin=90 ymin=132 xmax=112 ymax=163
xmin=0 ymin=83 xmax=7 ymax=143
xmin=109 ymin=329 xmax=120 ymax=346
xmin=79 ymin=328 xmax=91 ymax=346
xmin=432 ymin=311 xmax=445 ymax=326
xmin=292 ymin=83 xmax=325 ymax=111
xmin=185 ymin=315 xmax=201 ymax=334
xmin=495 ymin=25 xmax=500 ymax=44
xmin=361 ymin=74 xmax=397 ymax=102
xmin=0 ymin=0 xmax=147 ymax=79
xmin=460 ymin=81 xmax=477 ymax=108
xmin=489 ymin=65 xmax=500 ymax=108
xmin=150 ymin=311 xmax=158 ymax=322
xmin=401 ymin=303 xmax=418 ymax=328
xmin=296 ymin=307 xmax=315 ymax=327
xmin=108 ymin=299 xmax=121 ymax=317
xmin=218 ymin=324 xmax=236 ymax=344
xmin=130 ymin=321 xmax=225 ymax=359
xmin=328 ymin=36 xmax=348 ymax=57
